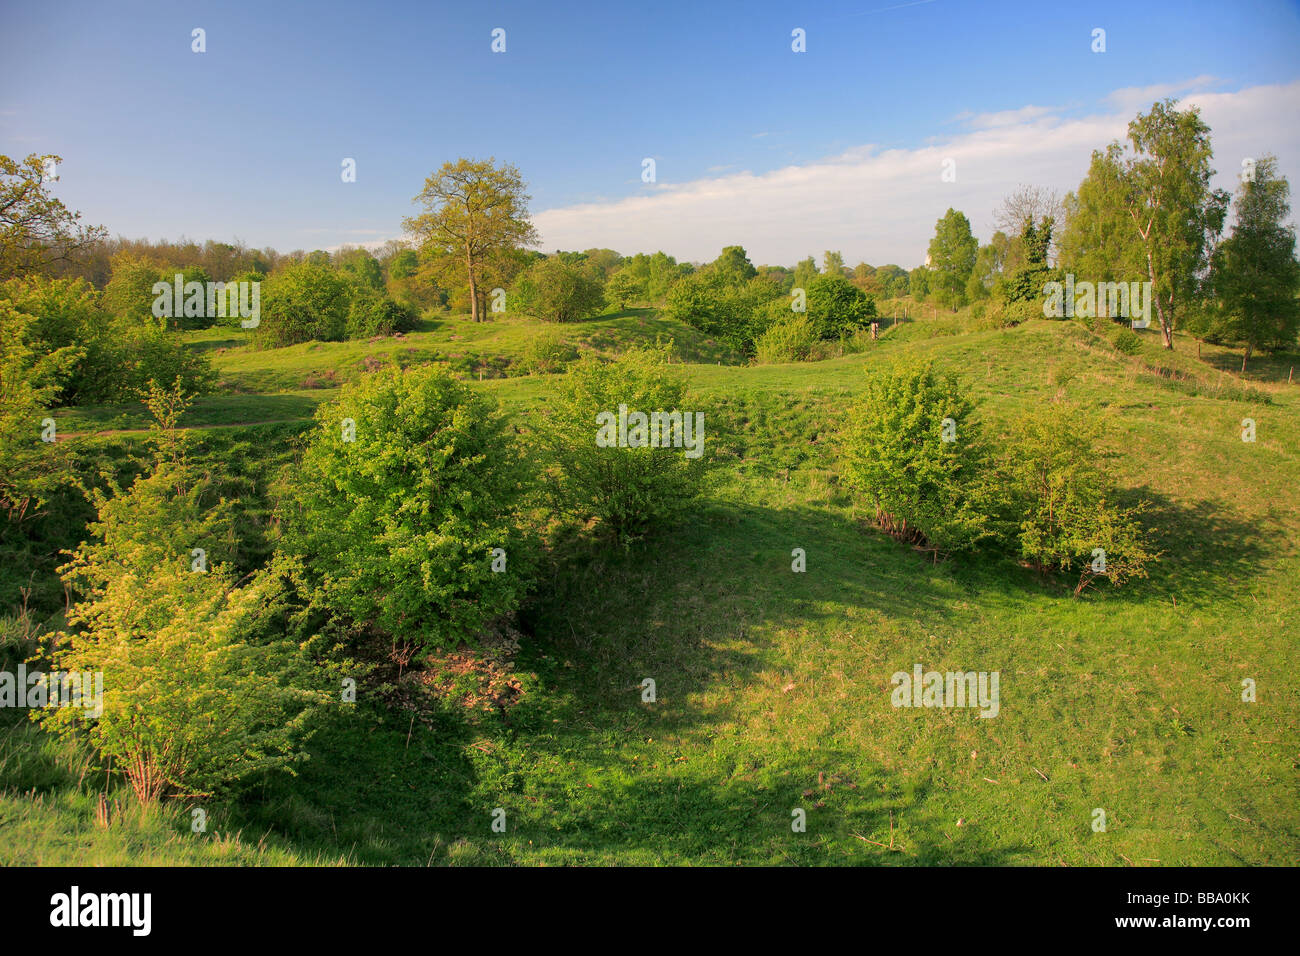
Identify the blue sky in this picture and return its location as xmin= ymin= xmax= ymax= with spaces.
xmin=3 ymin=0 xmax=1298 ymax=266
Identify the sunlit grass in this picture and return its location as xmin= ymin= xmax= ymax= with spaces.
xmin=8 ymin=313 xmax=1297 ymax=865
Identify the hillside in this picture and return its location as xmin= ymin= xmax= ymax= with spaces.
xmin=5 ymin=312 xmax=1297 ymax=866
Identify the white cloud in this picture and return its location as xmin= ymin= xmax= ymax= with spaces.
xmin=1105 ymin=75 xmax=1218 ymax=112
xmin=959 ymin=105 xmax=1058 ymax=130
xmin=532 ymin=80 xmax=1300 ymax=268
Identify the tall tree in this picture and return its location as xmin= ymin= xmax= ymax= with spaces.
xmin=792 ymin=255 xmax=819 ymax=291
xmin=1116 ymin=101 xmax=1229 ymax=348
xmin=1059 ymin=145 xmax=1146 ymax=317
xmin=404 ymin=158 xmax=538 ymax=321
xmin=0 ymin=153 xmax=106 ymax=279
xmin=1210 ymin=155 xmax=1300 ymax=370
xmin=908 ymin=265 xmax=931 ymax=300
xmin=927 ymin=208 xmax=978 ymax=310
xmin=822 ymin=250 xmax=846 ymax=277
xmin=967 ymin=239 xmax=1006 ymax=301
xmin=711 ymin=245 xmax=758 ymax=286
xmin=1003 ymin=217 xmax=1057 ymax=304
xmin=994 ymin=185 xmax=1065 ymax=263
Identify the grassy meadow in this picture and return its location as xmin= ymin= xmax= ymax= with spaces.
xmin=4 ymin=304 xmax=1296 ymax=866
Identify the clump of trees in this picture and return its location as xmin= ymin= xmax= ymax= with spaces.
xmin=1 ymin=275 xmax=216 ymax=405
xmin=1200 ymin=154 xmax=1300 ymax=369
xmin=896 ymin=99 xmax=1296 ymax=372
xmin=256 ymin=260 xmax=416 ymax=348
xmin=511 ymin=255 xmax=605 ymax=322
xmin=1059 ymin=100 xmax=1229 ymax=349
xmin=660 ymin=245 xmax=878 ymax=357
xmin=843 ymin=360 xmax=1157 ymax=593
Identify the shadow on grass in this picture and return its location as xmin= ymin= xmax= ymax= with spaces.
xmin=229 ymin=488 xmax=1246 ymax=865
xmin=219 ymin=497 xmax=1036 ymax=865
xmin=22 ymin=483 xmax=1264 ymax=865
xmin=492 ymin=753 xmax=1027 ymax=865
xmin=1125 ymin=487 xmax=1271 ymax=606
xmin=1197 ymin=347 xmax=1299 ymax=384
xmin=235 ymin=702 xmax=486 ymax=866
xmin=186 ymin=336 xmax=246 ymax=353
xmin=520 ymin=497 xmax=1059 ymax=728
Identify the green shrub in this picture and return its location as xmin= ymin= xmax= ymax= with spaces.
xmin=805 ymin=274 xmax=876 ymax=339
xmin=754 ymin=311 xmax=817 ymax=363
xmin=345 ymin=286 xmax=416 ymax=338
xmin=992 ymin=404 xmax=1156 ymax=595
xmin=0 ymin=297 xmax=79 ymax=525
xmin=0 ymin=275 xmax=215 ymax=405
xmin=257 ymin=262 xmax=349 ymax=347
xmin=42 ymin=556 xmax=339 ymax=802
xmin=539 ymin=343 xmax=713 ymax=544
xmin=664 ymin=274 xmax=777 ymax=355
xmin=281 ymin=364 xmax=533 ymax=649
xmin=1111 ymin=327 xmax=1142 ymax=355
xmin=45 ymin=387 xmax=336 ymax=801
xmin=519 ymin=330 xmax=579 ymax=374
xmin=842 ymin=361 xmax=990 ymax=555
xmin=981 ymin=297 xmax=1039 ymax=329
xmin=511 ymin=256 xmax=605 ymax=322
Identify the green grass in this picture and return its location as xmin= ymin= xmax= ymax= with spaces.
xmin=205 ymin=308 xmax=741 ymax=393
xmin=4 ymin=313 xmax=1297 ymax=866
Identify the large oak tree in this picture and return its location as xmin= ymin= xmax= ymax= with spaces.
xmin=403 ymin=158 xmax=538 ymax=321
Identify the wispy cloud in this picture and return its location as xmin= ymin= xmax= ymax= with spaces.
xmin=1105 ymin=75 xmax=1219 ymax=112
xmin=532 ymin=80 xmax=1300 ymax=267
xmin=956 ymin=105 xmax=1058 ymax=130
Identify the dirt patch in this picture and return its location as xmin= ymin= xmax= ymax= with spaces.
xmin=383 ymin=622 xmax=526 ymax=725
xmin=301 ymin=369 xmax=339 ymax=389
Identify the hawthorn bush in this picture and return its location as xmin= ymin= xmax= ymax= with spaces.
xmin=45 ymin=385 xmax=336 ymax=802
xmin=256 ymin=262 xmax=350 ymax=347
xmin=345 ymin=285 xmax=416 ymax=338
xmin=753 ymin=310 xmax=817 ymax=363
xmin=805 ymin=273 xmax=876 ymax=339
xmin=539 ymin=343 xmax=713 ymax=544
xmin=511 ymin=256 xmax=605 ymax=322
xmin=993 ymin=404 xmax=1157 ymax=595
xmin=843 ymin=361 xmax=990 ymax=555
xmin=43 ymin=558 xmax=339 ymax=802
xmin=842 ymin=361 xmax=1157 ymax=592
xmin=281 ymin=364 xmax=534 ymax=649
